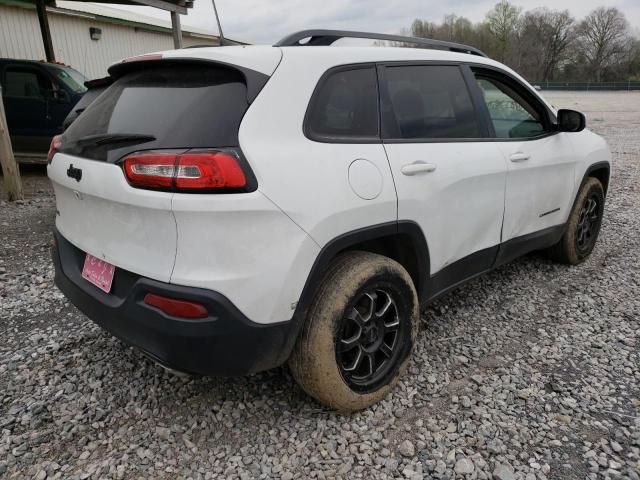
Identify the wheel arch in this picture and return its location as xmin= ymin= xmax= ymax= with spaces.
xmin=301 ymin=221 xmax=429 ymax=304
xmin=584 ymin=161 xmax=610 ymax=196
xmin=283 ymin=221 xmax=430 ymax=357
xmin=568 ymin=161 xmax=610 ymax=218
xmin=332 ymin=221 xmax=430 ymax=299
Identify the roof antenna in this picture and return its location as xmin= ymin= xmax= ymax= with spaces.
xmin=211 ymin=0 xmax=226 ymax=46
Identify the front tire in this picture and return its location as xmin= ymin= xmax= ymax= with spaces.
xmin=547 ymin=177 xmax=605 ymax=265
xmin=289 ymin=251 xmax=419 ymax=411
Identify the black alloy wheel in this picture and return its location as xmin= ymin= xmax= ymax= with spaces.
xmin=336 ymin=287 xmax=405 ymax=392
xmin=289 ymin=251 xmax=418 ymax=411
xmin=576 ymin=193 xmax=602 ymax=254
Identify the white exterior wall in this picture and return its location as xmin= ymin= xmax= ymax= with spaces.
xmin=0 ymin=4 xmax=216 ymax=79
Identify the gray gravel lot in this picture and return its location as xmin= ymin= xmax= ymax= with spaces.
xmin=1 ymin=91 xmax=639 ymax=480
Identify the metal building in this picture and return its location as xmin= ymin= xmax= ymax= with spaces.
xmin=0 ymin=0 xmax=220 ymax=79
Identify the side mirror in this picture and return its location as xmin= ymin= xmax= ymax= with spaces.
xmin=557 ymin=109 xmax=585 ymax=133
xmin=57 ymin=90 xmax=71 ymax=104
xmin=48 ymin=89 xmax=71 ymax=104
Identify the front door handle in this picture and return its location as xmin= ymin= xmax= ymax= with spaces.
xmin=510 ymin=152 xmax=531 ymax=162
xmin=401 ymin=161 xmax=437 ymax=176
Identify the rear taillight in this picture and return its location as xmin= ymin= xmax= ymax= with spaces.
xmin=122 ymin=150 xmax=248 ymax=192
xmin=123 ymin=154 xmax=176 ymax=189
xmin=47 ymin=135 xmax=62 ymax=164
xmin=144 ymin=293 xmax=208 ymax=319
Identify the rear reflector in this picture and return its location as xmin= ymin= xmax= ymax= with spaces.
xmin=144 ymin=293 xmax=208 ymax=319
xmin=123 ymin=151 xmax=247 ymax=192
xmin=47 ymin=135 xmax=62 ymax=164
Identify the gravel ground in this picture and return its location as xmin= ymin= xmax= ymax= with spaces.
xmin=1 ymin=91 xmax=639 ymax=480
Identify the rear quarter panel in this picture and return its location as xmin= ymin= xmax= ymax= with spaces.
xmin=170 ymin=191 xmax=320 ymax=325
xmin=238 ymin=49 xmax=398 ymax=247
xmin=230 ymin=50 xmax=401 ymax=324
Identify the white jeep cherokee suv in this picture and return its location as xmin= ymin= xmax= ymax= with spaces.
xmin=49 ymin=30 xmax=611 ymax=411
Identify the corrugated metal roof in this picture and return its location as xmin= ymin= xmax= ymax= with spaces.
xmin=53 ymin=1 xmax=215 ymax=37
xmin=0 ymin=0 xmax=218 ymax=38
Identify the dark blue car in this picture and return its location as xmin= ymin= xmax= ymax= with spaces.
xmin=0 ymin=59 xmax=87 ymax=162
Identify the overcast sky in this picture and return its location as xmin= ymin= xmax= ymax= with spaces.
xmin=110 ymin=0 xmax=640 ymax=43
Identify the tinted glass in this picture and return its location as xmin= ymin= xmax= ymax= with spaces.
xmin=61 ymin=64 xmax=248 ymax=162
xmin=4 ymin=68 xmax=52 ymax=99
xmin=475 ymin=76 xmax=545 ymax=138
xmin=50 ymin=66 xmax=88 ymax=94
xmin=306 ymin=67 xmax=379 ymax=141
xmin=384 ymin=65 xmax=482 ymax=139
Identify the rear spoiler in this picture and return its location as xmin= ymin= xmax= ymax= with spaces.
xmin=84 ymin=76 xmax=113 ymax=90
xmin=107 ymin=56 xmax=269 ymax=104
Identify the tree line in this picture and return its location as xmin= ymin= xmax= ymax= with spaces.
xmin=403 ymin=1 xmax=640 ymax=83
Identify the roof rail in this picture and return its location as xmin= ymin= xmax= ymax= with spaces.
xmin=274 ymin=29 xmax=487 ymax=57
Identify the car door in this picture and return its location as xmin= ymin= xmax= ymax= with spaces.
xmin=45 ymin=65 xmax=86 ymax=133
xmin=1 ymin=65 xmax=54 ymax=153
xmin=379 ymin=63 xmax=508 ymax=295
xmin=470 ymin=67 xmax=576 ymax=243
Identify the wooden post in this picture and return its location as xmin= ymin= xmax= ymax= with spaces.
xmin=36 ymin=0 xmax=55 ymax=62
xmin=0 ymin=87 xmax=24 ymax=201
xmin=171 ymin=11 xmax=183 ymax=49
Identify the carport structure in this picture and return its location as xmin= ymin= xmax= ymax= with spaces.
xmin=28 ymin=0 xmax=193 ymax=61
xmin=0 ymin=0 xmax=197 ymax=201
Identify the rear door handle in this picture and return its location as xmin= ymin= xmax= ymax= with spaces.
xmin=401 ymin=161 xmax=437 ymax=176
xmin=510 ymin=152 xmax=531 ymax=162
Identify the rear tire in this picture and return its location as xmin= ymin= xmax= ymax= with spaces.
xmin=289 ymin=251 xmax=419 ymax=411
xmin=547 ymin=177 xmax=605 ymax=265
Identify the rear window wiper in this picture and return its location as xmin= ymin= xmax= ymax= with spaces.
xmin=75 ymin=133 xmax=156 ymax=146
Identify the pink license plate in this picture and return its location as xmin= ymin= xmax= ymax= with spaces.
xmin=81 ymin=254 xmax=116 ymax=293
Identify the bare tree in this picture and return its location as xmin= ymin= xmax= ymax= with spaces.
xmin=437 ymin=14 xmax=472 ymax=43
xmin=402 ymin=5 xmax=640 ymax=82
xmin=485 ymin=0 xmax=522 ymax=63
xmin=621 ymin=38 xmax=640 ymax=79
xmin=410 ymin=19 xmax=437 ymax=40
xmin=521 ymin=9 xmax=575 ymax=81
xmin=578 ymin=7 xmax=630 ymax=81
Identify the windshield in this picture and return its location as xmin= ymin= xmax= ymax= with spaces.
xmin=51 ymin=66 xmax=88 ymax=94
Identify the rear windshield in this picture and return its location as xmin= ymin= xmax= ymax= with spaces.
xmin=60 ymin=63 xmax=248 ymax=162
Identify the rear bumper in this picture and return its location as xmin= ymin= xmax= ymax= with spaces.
xmin=52 ymin=228 xmax=296 ymax=376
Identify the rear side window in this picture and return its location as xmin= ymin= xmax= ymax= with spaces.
xmin=305 ymin=66 xmax=379 ymax=142
xmin=383 ymin=65 xmax=482 ymax=140
xmin=61 ymin=64 xmax=248 ymax=162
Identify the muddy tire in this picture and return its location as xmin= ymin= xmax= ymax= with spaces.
xmin=289 ymin=251 xmax=419 ymax=411
xmin=547 ymin=177 xmax=605 ymax=265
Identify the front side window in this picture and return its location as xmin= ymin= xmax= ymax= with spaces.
xmin=4 ymin=68 xmax=52 ymax=100
xmin=50 ymin=66 xmax=88 ymax=94
xmin=474 ymin=74 xmax=546 ymax=139
xmin=383 ymin=65 xmax=482 ymax=140
xmin=306 ymin=66 xmax=379 ymax=141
